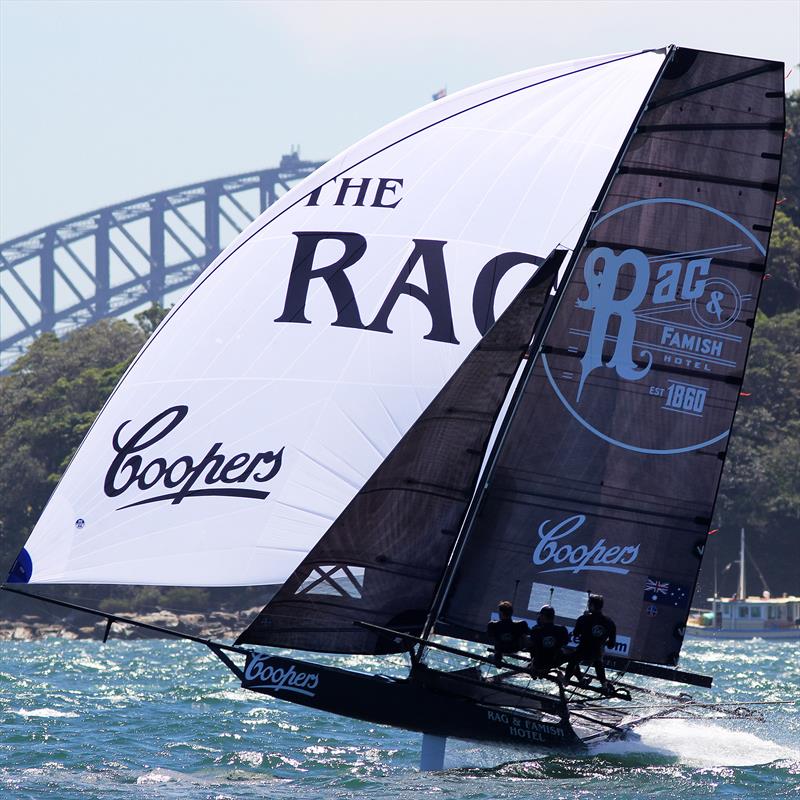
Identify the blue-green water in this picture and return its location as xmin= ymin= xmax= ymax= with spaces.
xmin=1 ymin=637 xmax=798 ymax=798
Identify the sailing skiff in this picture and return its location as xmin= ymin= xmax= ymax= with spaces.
xmin=3 ymin=45 xmax=787 ymax=768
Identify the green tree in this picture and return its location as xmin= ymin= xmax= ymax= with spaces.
xmin=719 ymin=310 xmax=800 ymax=519
xmin=134 ymin=303 xmax=170 ymax=337
xmin=0 ymin=319 xmax=145 ymax=551
xmin=0 ymin=306 xmax=171 ymax=550
xmin=779 ymin=90 xmax=799 ymax=226
xmin=0 ymin=304 xmax=268 ymax=615
xmin=762 ymin=210 xmax=800 ymax=315
xmin=706 ymin=309 xmax=800 ymax=597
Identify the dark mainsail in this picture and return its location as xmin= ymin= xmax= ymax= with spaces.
xmin=237 ymin=251 xmax=566 ymax=653
xmin=437 ymin=48 xmax=785 ymax=665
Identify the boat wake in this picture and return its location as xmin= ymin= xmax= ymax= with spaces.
xmin=590 ymin=718 xmax=798 ymax=767
xmin=443 ymin=718 xmax=798 ymax=771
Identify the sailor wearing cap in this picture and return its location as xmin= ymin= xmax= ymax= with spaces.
xmin=529 ymin=605 xmax=570 ymax=676
xmin=564 ymin=594 xmax=617 ymax=693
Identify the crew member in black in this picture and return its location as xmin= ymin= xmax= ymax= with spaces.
xmin=564 ymin=594 xmax=617 ymax=693
xmin=487 ymin=600 xmax=529 ymax=664
xmin=529 ymin=605 xmax=570 ymax=676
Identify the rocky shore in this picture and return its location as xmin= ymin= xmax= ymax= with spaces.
xmin=0 ymin=607 xmax=264 ymax=643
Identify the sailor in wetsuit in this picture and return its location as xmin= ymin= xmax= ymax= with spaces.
xmin=564 ymin=594 xmax=617 ymax=693
xmin=529 ymin=605 xmax=570 ymax=676
xmin=486 ymin=600 xmax=529 ymax=665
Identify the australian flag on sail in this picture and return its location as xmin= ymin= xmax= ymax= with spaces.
xmin=643 ymin=577 xmax=690 ymax=608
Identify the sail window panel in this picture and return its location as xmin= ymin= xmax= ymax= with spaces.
xmin=528 ymin=582 xmax=587 ymax=621
xmin=438 ymin=49 xmax=784 ymax=666
xmin=296 ymin=565 xmax=365 ymax=599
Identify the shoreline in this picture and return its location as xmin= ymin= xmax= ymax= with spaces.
xmin=0 ymin=607 xmax=264 ymax=643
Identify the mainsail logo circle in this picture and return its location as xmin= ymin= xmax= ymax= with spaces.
xmin=690 ymin=277 xmax=743 ymax=330
xmin=544 ymin=197 xmax=765 ymax=455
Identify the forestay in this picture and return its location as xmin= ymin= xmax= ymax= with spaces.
xmin=438 ymin=48 xmax=785 ymax=666
xmin=8 ymin=50 xmax=666 ymax=586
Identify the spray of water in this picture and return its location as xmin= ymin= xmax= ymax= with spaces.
xmin=591 ymin=718 xmax=800 ymax=767
xmin=442 ymin=719 xmax=798 ymax=771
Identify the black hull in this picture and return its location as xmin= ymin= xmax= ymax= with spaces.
xmin=240 ymin=654 xmax=583 ymax=750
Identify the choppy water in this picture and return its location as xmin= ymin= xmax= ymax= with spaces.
xmin=1 ymin=637 xmax=798 ymax=798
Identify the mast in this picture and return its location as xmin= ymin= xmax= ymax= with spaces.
xmin=739 ymin=528 xmax=747 ymax=600
xmin=420 ymin=45 xmax=678 ymax=645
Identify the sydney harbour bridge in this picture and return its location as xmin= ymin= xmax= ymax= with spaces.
xmin=0 ymin=151 xmax=325 ymax=371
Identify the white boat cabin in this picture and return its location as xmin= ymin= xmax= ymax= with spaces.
xmin=702 ymin=593 xmax=800 ymax=632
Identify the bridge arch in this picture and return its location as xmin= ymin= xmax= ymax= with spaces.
xmin=0 ymin=152 xmax=324 ymax=370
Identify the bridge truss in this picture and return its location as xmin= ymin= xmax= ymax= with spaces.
xmin=0 ymin=152 xmax=324 ymax=370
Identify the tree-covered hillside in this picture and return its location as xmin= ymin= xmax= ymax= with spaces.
xmin=0 ymin=93 xmax=798 ymax=613
xmin=0 ymin=308 xmax=268 ymax=614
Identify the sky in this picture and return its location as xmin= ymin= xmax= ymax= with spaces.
xmin=1 ymin=0 xmax=798 ymax=241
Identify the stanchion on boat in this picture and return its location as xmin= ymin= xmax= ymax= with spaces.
xmin=420 ymin=733 xmax=446 ymax=771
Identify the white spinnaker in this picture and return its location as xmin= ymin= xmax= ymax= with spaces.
xmin=16 ymin=50 xmax=665 ymax=585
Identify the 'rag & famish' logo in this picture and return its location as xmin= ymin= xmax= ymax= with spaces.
xmin=543 ymin=198 xmax=764 ymax=455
